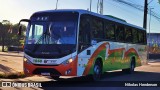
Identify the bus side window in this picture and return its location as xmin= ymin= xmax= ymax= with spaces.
xmin=125 ymin=28 xmax=132 ymax=43
xmin=105 ymin=23 xmax=115 ymax=41
xmin=79 ymin=18 xmax=91 ymax=44
xmin=92 ymin=18 xmax=104 ymax=39
xmin=132 ymin=29 xmax=138 ymax=43
xmin=138 ymin=30 xmax=143 ymax=44
xmin=143 ymin=31 xmax=147 ymax=44
xmin=116 ymin=26 xmax=124 ymax=42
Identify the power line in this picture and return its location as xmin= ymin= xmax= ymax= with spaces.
xmin=112 ymin=0 xmax=160 ymax=22
xmin=107 ymin=0 xmax=143 ymax=19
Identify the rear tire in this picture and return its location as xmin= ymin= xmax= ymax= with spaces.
xmin=129 ymin=60 xmax=135 ymax=73
xmin=92 ymin=60 xmax=102 ymax=81
xmin=51 ymin=76 xmax=60 ymax=80
xmin=122 ymin=59 xmax=135 ymax=74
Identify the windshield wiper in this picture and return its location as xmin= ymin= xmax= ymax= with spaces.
xmin=36 ymin=30 xmax=50 ymax=44
xmin=31 ymin=26 xmax=50 ymax=52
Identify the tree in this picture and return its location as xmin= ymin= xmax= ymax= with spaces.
xmin=1 ymin=20 xmax=11 ymax=52
xmin=0 ymin=22 xmax=3 ymax=51
xmin=11 ymin=23 xmax=26 ymax=46
xmin=0 ymin=20 xmax=26 ymax=52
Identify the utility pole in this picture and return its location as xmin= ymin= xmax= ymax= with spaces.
xmin=143 ymin=0 xmax=148 ymax=30
xmin=100 ymin=0 xmax=103 ymax=15
xmin=90 ymin=0 xmax=92 ymax=11
xmin=97 ymin=0 xmax=103 ymax=14
xmin=55 ymin=0 xmax=58 ymax=10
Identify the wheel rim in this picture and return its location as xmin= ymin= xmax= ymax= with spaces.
xmin=93 ymin=64 xmax=101 ymax=80
xmin=131 ymin=62 xmax=135 ymax=71
xmin=94 ymin=65 xmax=100 ymax=74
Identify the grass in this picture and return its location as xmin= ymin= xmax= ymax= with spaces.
xmin=0 ymin=72 xmax=26 ymax=79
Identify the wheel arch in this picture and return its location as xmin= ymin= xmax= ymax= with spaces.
xmin=95 ymin=57 xmax=103 ymax=71
xmin=130 ymin=56 xmax=136 ymax=67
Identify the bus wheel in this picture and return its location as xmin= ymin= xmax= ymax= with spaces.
xmin=129 ymin=60 xmax=135 ymax=73
xmin=51 ymin=76 xmax=60 ymax=80
xmin=122 ymin=59 xmax=135 ymax=74
xmin=92 ymin=60 xmax=102 ymax=81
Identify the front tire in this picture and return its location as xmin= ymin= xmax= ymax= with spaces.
xmin=51 ymin=76 xmax=60 ymax=80
xmin=92 ymin=60 xmax=102 ymax=81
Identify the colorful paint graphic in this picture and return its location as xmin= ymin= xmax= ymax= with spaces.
xmin=147 ymin=33 xmax=160 ymax=54
xmin=82 ymin=42 xmax=142 ymax=75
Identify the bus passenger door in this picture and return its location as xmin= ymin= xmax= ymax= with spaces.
xmin=77 ymin=14 xmax=92 ymax=76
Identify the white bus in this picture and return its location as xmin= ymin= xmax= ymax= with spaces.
xmin=19 ymin=9 xmax=147 ymax=81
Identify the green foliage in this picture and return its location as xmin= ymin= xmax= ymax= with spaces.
xmin=0 ymin=21 xmax=26 ymax=51
xmin=20 ymin=40 xmax=25 ymax=45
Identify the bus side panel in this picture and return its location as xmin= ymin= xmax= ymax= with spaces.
xmin=77 ymin=42 xmax=147 ymax=76
xmin=136 ymin=45 xmax=147 ymax=65
xmin=77 ymin=42 xmax=108 ymax=76
xmin=126 ymin=44 xmax=147 ymax=67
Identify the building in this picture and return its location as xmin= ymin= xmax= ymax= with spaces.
xmin=147 ymin=33 xmax=160 ymax=59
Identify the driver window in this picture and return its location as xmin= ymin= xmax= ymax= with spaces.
xmin=78 ymin=14 xmax=91 ymax=52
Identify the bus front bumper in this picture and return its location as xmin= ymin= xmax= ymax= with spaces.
xmin=23 ymin=58 xmax=78 ymax=77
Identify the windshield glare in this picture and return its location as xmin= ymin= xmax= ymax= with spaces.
xmin=26 ymin=13 xmax=78 ymax=45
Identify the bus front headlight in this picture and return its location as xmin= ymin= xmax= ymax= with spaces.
xmin=62 ymin=57 xmax=75 ymax=65
xmin=23 ymin=57 xmax=32 ymax=65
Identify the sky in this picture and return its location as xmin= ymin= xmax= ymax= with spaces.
xmin=0 ymin=0 xmax=160 ymax=33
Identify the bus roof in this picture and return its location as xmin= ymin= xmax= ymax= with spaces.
xmin=33 ymin=9 xmax=145 ymax=31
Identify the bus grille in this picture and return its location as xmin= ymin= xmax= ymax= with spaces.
xmin=33 ymin=68 xmax=61 ymax=76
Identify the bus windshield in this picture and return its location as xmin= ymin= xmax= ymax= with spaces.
xmin=24 ymin=12 xmax=79 ymax=58
xmin=27 ymin=21 xmax=77 ymax=45
xmin=26 ymin=13 xmax=78 ymax=45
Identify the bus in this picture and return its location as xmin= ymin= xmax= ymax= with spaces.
xmin=18 ymin=9 xmax=147 ymax=81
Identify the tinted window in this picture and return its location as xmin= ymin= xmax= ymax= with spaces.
xmin=125 ymin=28 xmax=132 ymax=43
xmin=92 ymin=18 xmax=104 ymax=39
xmin=28 ymin=12 xmax=78 ymax=44
xmin=138 ymin=30 xmax=144 ymax=44
xmin=105 ymin=23 xmax=115 ymax=40
xmin=116 ymin=25 xmax=124 ymax=42
xmin=79 ymin=15 xmax=91 ymax=44
xmin=132 ymin=29 xmax=138 ymax=43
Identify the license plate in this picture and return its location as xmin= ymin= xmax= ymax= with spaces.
xmin=41 ymin=72 xmax=50 ymax=76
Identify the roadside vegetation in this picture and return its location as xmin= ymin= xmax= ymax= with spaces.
xmin=0 ymin=20 xmax=26 ymax=52
xmin=0 ymin=72 xmax=25 ymax=79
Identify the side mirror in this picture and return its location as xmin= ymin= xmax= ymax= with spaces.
xmin=18 ymin=25 xmax=22 ymax=36
xmin=18 ymin=19 xmax=30 ymax=36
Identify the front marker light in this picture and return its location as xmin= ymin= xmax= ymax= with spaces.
xmin=23 ymin=57 xmax=27 ymax=62
xmin=62 ymin=58 xmax=74 ymax=65
xmin=23 ymin=57 xmax=32 ymax=65
xmin=68 ymin=58 xmax=73 ymax=63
